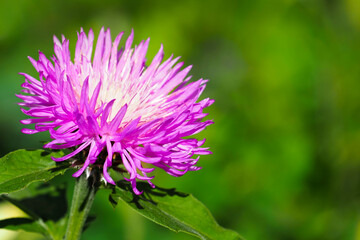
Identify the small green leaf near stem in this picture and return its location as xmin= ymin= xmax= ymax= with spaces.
xmin=0 ymin=149 xmax=69 ymax=195
xmin=64 ymin=170 xmax=99 ymax=240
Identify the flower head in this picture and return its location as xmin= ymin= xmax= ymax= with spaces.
xmin=18 ymin=28 xmax=214 ymax=194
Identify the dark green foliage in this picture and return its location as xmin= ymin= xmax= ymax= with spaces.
xmin=0 ymin=150 xmax=240 ymax=239
xmin=110 ymin=181 xmax=244 ymax=240
xmin=0 ymin=183 xmax=69 ymax=240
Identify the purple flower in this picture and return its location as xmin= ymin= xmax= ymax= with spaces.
xmin=17 ymin=28 xmax=213 ymax=195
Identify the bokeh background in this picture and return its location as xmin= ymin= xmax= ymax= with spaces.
xmin=1 ymin=0 xmax=360 ymax=239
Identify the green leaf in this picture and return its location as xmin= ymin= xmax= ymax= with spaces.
xmin=109 ymin=181 xmax=244 ymax=240
xmin=0 ymin=149 xmax=70 ymax=194
xmin=1 ymin=182 xmax=69 ymax=240
xmin=0 ymin=217 xmax=47 ymax=235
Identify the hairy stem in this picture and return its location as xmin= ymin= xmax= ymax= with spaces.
xmin=64 ymin=170 xmax=99 ymax=240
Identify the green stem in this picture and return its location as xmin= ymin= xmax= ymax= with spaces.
xmin=64 ymin=170 xmax=100 ymax=240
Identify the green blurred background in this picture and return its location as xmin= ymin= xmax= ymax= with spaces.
xmin=1 ymin=0 xmax=360 ymax=239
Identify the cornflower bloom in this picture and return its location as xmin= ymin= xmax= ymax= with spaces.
xmin=18 ymin=28 xmax=214 ymax=194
